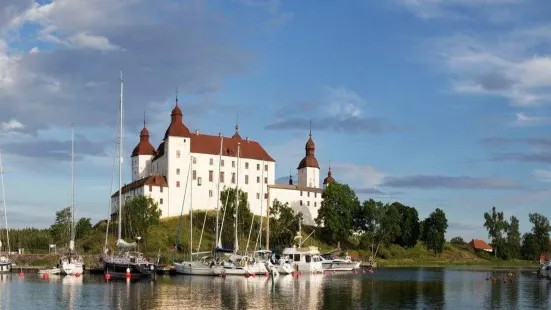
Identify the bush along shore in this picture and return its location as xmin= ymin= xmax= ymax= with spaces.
xmin=1 ymin=184 xmax=547 ymax=269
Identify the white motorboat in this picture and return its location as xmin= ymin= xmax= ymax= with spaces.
xmin=320 ymin=254 xmax=360 ymax=271
xmin=271 ymin=255 xmax=294 ymax=275
xmin=213 ymin=255 xmax=267 ymax=276
xmin=281 ymin=246 xmax=324 ymax=274
xmin=540 ymin=261 xmax=551 ymax=279
xmin=0 ymin=256 xmax=12 ymax=273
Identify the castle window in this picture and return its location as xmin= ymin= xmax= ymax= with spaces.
xmin=264 ymin=164 xmax=268 ymax=171
xmin=193 ymin=157 xmax=197 ymax=164
xmin=160 ymin=187 xmax=163 ymax=193
xmin=232 ymin=161 xmax=235 ymax=168
xmin=192 ymin=170 xmax=197 ymax=180
xmin=245 ymin=175 xmax=249 ymax=184
xmin=256 ymin=193 xmax=260 ymax=199
xmin=300 ymin=200 xmax=303 ymax=206
xmin=231 ymin=173 xmax=236 ymax=184
xmin=209 ymin=170 xmax=213 ymax=182
xmin=307 ymin=201 xmax=310 ymax=206
xmin=264 ymin=177 xmax=267 ymax=184
xmin=314 ymin=202 xmax=317 ymax=207
xmin=307 ymin=192 xmax=310 ymax=197
xmin=220 ymin=172 xmax=225 ymax=183
xmin=264 ymin=193 xmax=268 ymax=199
xmin=209 ymin=190 xmax=213 ymax=197
xmin=257 ymin=164 xmax=260 ymax=171
xmin=314 ymin=193 xmax=317 ymax=198
xmin=176 ymin=150 xmax=180 ymax=158
xmin=256 ymin=176 xmax=260 ymax=183
xmin=245 ymin=162 xmax=249 ymax=169
xmin=176 ymin=168 xmax=180 ymax=175
xmin=160 ymin=199 xmax=163 ymax=205
xmin=176 ymin=181 xmax=180 ymax=187
xmin=149 ymin=185 xmax=152 ymax=192
xmin=209 ymin=158 xmax=213 ymax=165
xmin=221 ymin=160 xmax=225 ymax=167
xmin=300 ymin=191 xmax=303 ymax=196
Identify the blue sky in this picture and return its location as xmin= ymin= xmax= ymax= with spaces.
xmin=1 ymin=0 xmax=551 ymax=241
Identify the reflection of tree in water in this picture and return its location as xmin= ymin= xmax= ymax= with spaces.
xmin=521 ymin=273 xmax=549 ymax=309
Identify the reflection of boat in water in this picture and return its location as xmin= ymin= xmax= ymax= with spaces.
xmin=539 ymin=261 xmax=551 ymax=279
xmin=62 ymin=274 xmax=83 ymax=285
xmin=0 ymin=256 xmax=12 ymax=274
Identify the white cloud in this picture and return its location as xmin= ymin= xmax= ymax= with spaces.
xmin=399 ymin=0 xmax=524 ymax=19
xmin=29 ymin=47 xmax=39 ymax=54
xmin=532 ymin=167 xmax=551 ymax=182
xmin=330 ymin=162 xmax=385 ymax=189
xmin=513 ymin=112 xmax=551 ymax=126
xmin=0 ymin=119 xmax=24 ymax=132
xmin=326 ymin=86 xmax=364 ymax=118
xmin=427 ymin=28 xmax=551 ymax=106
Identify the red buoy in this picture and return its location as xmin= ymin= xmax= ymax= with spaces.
xmin=18 ymin=272 xmax=24 ymax=277
xmin=265 ymin=272 xmax=269 ymax=277
xmin=105 ymin=273 xmax=111 ymax=281
xmin=43 ymin=273 xmax=49 ymax=280
xmin=75 ymin=273 xmax=80 ymax=277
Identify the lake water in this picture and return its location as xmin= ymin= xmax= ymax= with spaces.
xmin=0 ymin=268 xmax=549 ymax=309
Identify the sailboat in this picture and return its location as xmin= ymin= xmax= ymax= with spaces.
xmin=212 ymin=142 xmax=268 ymax=276
xmin=61 ymin=123 xmax=84 ymax=276
xmin=0 ymin=150 xmax=12 ymax=274
xmin=173 ymin=156 xmax=217 ymax=276
xmin=102 ymin=72 xmax=156 ymax=280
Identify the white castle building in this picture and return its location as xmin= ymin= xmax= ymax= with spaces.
xmin=111 ymin=99 xmax=336 ymax=225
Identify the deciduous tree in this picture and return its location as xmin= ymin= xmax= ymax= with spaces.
xmin=219 ymin=187 xmax=253 ymax=249
xmin=122 ymin=195 xmax=162 ymax=242
xmin=450 ymin=236 xmax=465 ymax=246
xmin=506 ymin=216 xmax=521 ymax=259
xmin=483 ymin=206 xmax=508 ymax=258
xmin=392 ymin=202 xmax=421 ymax=248
xmin=49 ymin=207 xmax=71 ymax=247
xmin=357 ymin=199 xmax=400 ymax=259
xmin=269 ymin=199 xmax=302 ymax=249
xmin=315 ymin=182 xmax=360 ymax=245
xmin=529 ymin=213 xmax=551 ymax=256
xmin=421 ymin=208 xmax=448 ymax=256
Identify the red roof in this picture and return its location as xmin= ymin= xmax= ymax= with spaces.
xmin=189 ymin=133 xmax=275 ymax=162
xmin=468 ymin=239 xmax=492 ymax=250
xmin=132 ymin=127 xmax=156 ymax=157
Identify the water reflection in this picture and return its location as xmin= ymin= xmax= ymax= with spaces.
xmin=0 ymin=268 xmax=550 ymax=309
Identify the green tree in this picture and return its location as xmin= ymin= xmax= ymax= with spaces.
xmin=75 ymin=218 xmax=92 ymax=239
xmin=49 ymin=207 xmax=71 ymax=247
xmin=421 ymin=208 xmax=448 ymax=256
xmin=269 ymin=199 xmax=302 ymax=249
xmin=506 ymin=216 xmax=521 ymax=259
xmin=357 ymin=199 xmax=400 ymax=258
xmin=450 ymin=236 xmax=465 ymax=246
xmin=529 ymin=213 xmax=551 ymax=256
xmin=315 ymin=182 xmax=360 ymax=245
xmin=122 ymin=195 xmax=162 ymax=242
xmin=219 ymin=187 xmax=253 ymax=249
xmin=520 ymin=232 xmax=539 ymax=261
xmin=483 ymin=206 xmax=508 ymax=258
xmin=392 ymin=202 xmax=421 ymax=248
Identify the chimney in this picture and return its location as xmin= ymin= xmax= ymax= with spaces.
xmin=195 ymin=130 xmax=199 ymax=135
xmin=246 ymin=137 xmax=249 ymax=142
xmin=218 ymin=133 xmax=222 ymax=137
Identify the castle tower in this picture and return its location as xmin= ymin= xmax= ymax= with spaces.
xmin=297 ymin=122 xmax=320 ymax=188
xmin=323 ymin=165 xmax=335 ymax=189
xmin=131 ymin=114 xmax=156 ymax=181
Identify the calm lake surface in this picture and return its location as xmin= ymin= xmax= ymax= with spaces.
xmin=0 ymin=268 xmax=549 ymax=309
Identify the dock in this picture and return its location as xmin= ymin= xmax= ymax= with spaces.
xmin=9 ymin=265 xmax=175 ymax=275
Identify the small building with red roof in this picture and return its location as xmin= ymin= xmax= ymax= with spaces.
xmin=468 ymin=239 xmax=493 ymax=252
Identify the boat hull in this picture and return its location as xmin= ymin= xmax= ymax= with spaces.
xmin=0 ymin=262 xmax=11 ymax=274
xmin=62 ymin=262 xmax=84 ymax=275
xmin=103 ymin=261 xmax=156 ymax=279
xmin=39 ymin=268 xmax=61 ymax=275
xmin=321 ymin=261 xmax=360 ymax=271
xmin=174 ymin=262 xmax=216 ymax=276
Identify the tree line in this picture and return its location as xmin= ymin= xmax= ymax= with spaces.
xmin=315 ymin=182 xmax=448 ymax=257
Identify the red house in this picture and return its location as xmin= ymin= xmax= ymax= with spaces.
xmin=468 ymin=239 xmax=493 ymax=252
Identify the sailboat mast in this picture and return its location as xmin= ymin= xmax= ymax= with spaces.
xmin=190 ymin=156 xmax=194 ymax=260
xmin=118 ymin=71 xmax=124 ymax=241
xmin=70 ymin=122 xmax=75 ymax=252
xmin=234 ymin=143 xmax=240 ymax=254
xmin=215 ymin=135 xmax=223 ymax=249
xmin=0 ymin=151 xmax=9 ymax=253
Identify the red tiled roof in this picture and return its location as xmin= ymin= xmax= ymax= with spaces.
xmin=298 ymin=136 xmax=319 ymax=169
xmin=190 ymin=133 xmax=275 ymax=162
xmin=111 ymin=175 xmax=168 ymax=198
xmin=468 ymin=239 xmax=492 ymax=250
xmin=132 ymin=127 xmax=156 ymax=157
xmin=323 ymin=167 xmax=335 ymax=185
xmin=164 ymin=104 xmax=191 ymax=138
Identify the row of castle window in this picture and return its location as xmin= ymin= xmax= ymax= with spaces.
xmin=299 ymin=200 xmax=317 ymax=207
xmin=173 ymin=169 xmax=268 ymax=185
xmin=175 ymin=151 xmax=268 ymax=171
